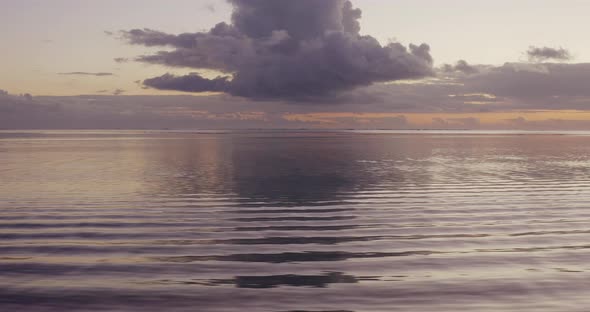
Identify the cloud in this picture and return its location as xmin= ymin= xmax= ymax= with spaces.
xmin=527 ymin=46 xmax=572 ymax=62
xmin=113 ymin=57 xmax=129 ymax=63
xmin=143 ymin=73 xmax=230 ymax=93
xmin=121 ymin=0 xmax=433 ymax=100
xmin=97 ymin=89 xmax=127 ymax=95
xmin=59 ymin=72 xmax=114 ymax=77
xmin=441 ymin=60 xmax=479 ymax=75
xmin=0 ymin=94 xmax=284 ymax=129
xmin=322 ymin=60 xmax=590 ymax=113
xmin=465 ymin=63 xmax=590 ymax=101
xmin=7 ymin=91 xmax=590 ymax=130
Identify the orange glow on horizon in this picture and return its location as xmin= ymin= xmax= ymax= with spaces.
xmin=282 ymin=110 xmax=590 ymax=128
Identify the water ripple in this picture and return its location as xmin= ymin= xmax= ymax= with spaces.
xmin=3 ymin=130 xmax=590 ymax=311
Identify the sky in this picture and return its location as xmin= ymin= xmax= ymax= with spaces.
xmin=1 ymin=0 xmax=590 ymax=129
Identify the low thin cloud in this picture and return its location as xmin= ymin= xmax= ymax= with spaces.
xmin=96 ymin=89 xmax=126 ymax=95
xmin=59 ymin=72 xmax=114 ymax=77
xmin=113 ymin=57 xmax=129 ymax=63
xmin=527 ymin=46 xmax=572 ymax=62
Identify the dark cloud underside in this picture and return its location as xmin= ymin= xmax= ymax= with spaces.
xmin=121 ymin=0 xmax=433 ymax=100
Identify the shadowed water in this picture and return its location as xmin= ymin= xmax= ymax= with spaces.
xmin=2 ymin=130 xmax=590 ymax=311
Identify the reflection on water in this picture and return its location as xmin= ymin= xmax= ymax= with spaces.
xmin=3 ymin=130 xmax=590 ymax=311
xmin=186 ymin=272 xmax=360 ymax=288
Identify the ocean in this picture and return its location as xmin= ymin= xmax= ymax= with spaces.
xmin=2 ymin=130 xmax=590 ymax=311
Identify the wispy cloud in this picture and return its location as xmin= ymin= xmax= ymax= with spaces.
xmin=59 ymin=72 xmax=114 ymax=77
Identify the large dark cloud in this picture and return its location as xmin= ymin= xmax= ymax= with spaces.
xmin=121 ymin=0 xmax=433 ymax=100
xmin=527 ymin=46 xmax=572 ymax=62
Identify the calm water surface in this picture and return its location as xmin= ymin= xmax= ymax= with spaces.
xmin=2 ymin=130 xmax=590 ymax=311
